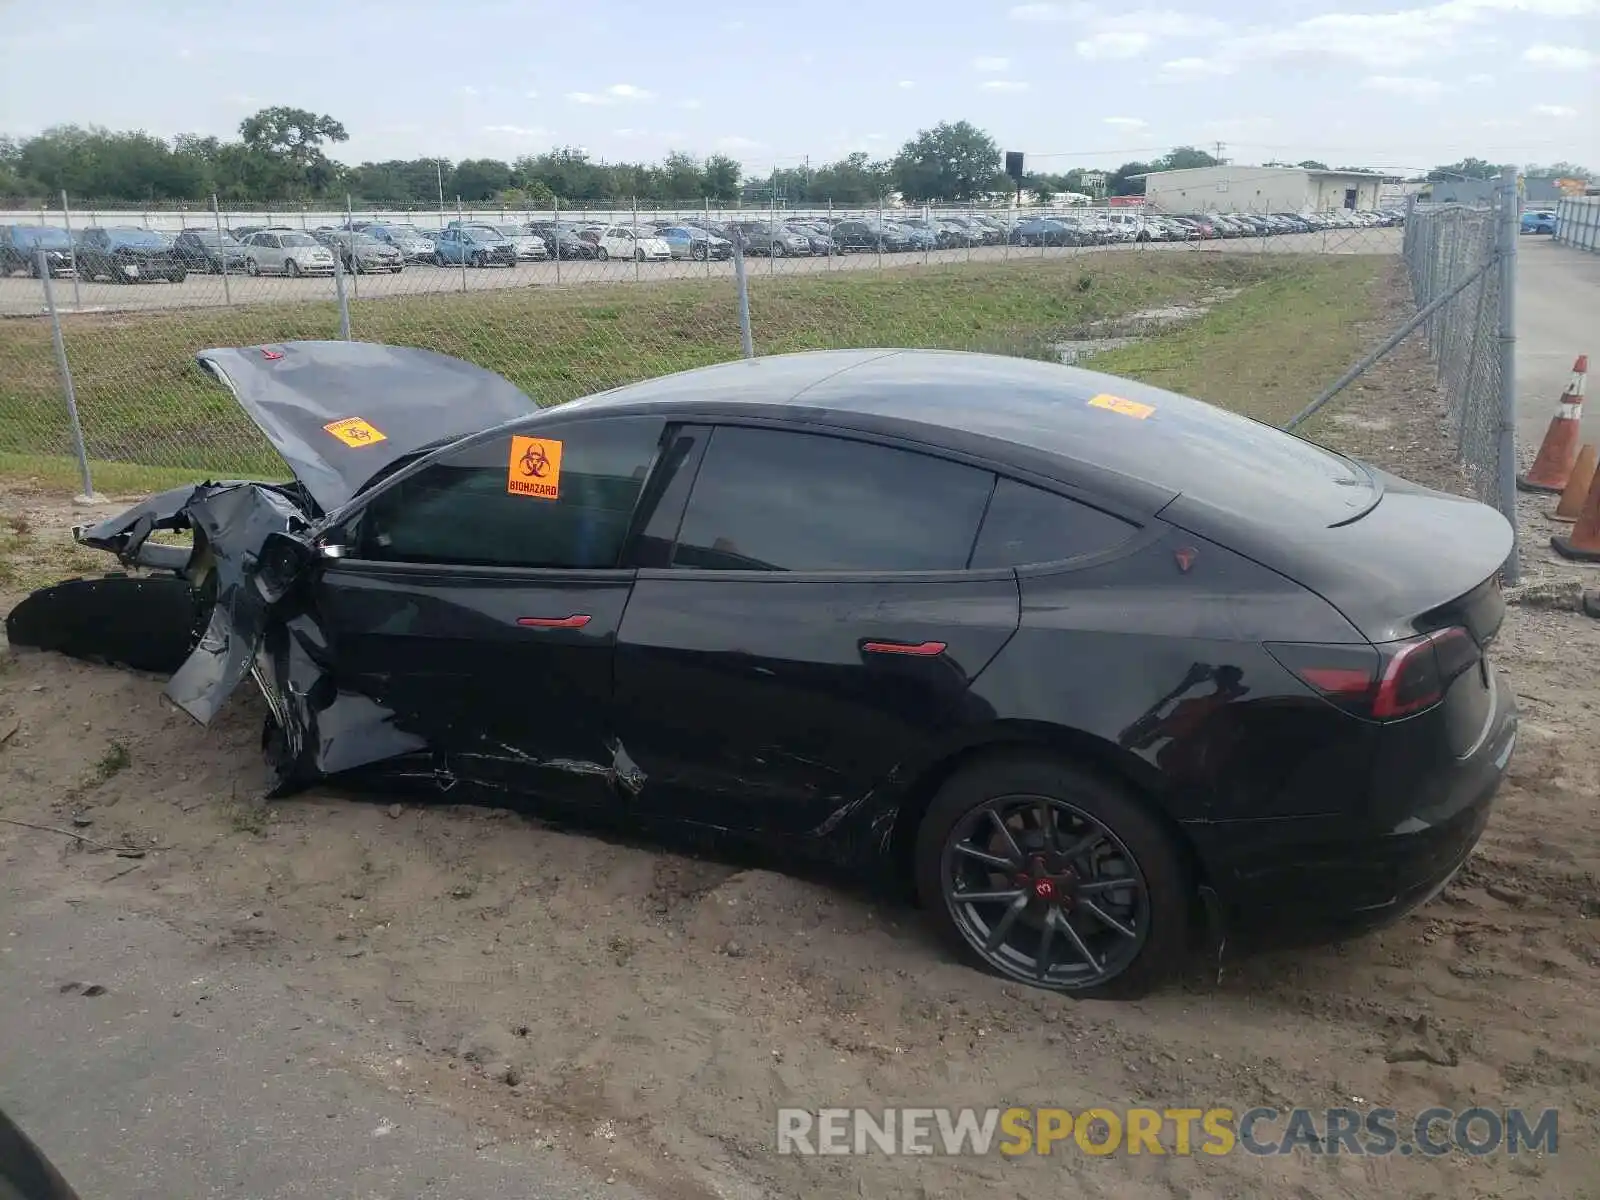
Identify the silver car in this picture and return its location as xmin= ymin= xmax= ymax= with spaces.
xmin=243 ymin=230 xmax=336 ymax=277
xmin=488 ymin=224 xmax=549 ymax=262
xmin=328 ymin=232 xmax=405 ymax=273
xmin=367 ymin=224 xmax=438 ymax=261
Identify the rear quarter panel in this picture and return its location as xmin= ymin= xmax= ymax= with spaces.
xmin=960 ymin=529 xmax=1378 ymax=824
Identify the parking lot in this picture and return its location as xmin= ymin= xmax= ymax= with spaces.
xmin=0 ymin=227 xmax=1402 ymax=316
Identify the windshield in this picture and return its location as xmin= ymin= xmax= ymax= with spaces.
xmin=190 ymin=231 xmax=240 ymax=247
xmin=465 ymin=226 xmax=502 ymax=240
xmin=279 ymin=233 xmax=318 ymax=247
xmin=12 ymin=226 xmax=72 ymax=249
xmin=107 ymin=228 xmax=172 ymax=248
xmin=384 ymin=225 xmax=428 ymax=239
xmin=352 ymin=235 xmax=384 ymax=247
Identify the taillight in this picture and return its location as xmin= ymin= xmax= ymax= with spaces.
xmin=1266 ymin=627 xmax=1479 ymax=721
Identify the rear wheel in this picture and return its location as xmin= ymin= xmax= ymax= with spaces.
xmin=914 ymin=753 xmax=1189 ymax=999
xmin=771 ymin=242 xmax=786 ymax=258
xmin=633 ymin=248 xmax=645 ymax=262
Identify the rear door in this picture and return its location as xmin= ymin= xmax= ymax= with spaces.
xmin=612 ymin=423 xmax=1020 ymax=837
xmin=311 ymin=414 xmax=667 ymax=805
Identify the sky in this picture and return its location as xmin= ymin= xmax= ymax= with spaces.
xmin=1 ymin=0 xmax=1595 ymax=175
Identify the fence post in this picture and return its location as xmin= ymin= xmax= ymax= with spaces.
xmin=345 ymin=192 xmax=359 ymax=299
xmin=38 ymin=250 xmax=99 ymax=503
xmin=633 ymin=194 xmax=641 ymax=283
xmin=332 ymin=246 xmax=351 ymax=341
xmin=876 ymin=195 xmax=884 ymax=269
xmin=1495 ymin=166 xmax=1521 ymax=584
xmin=731 ymin=234 xmax=754 ymax=359
xmin=553 ymin=195 xmax=561 ymax=285
xmin=59 ymin=191 xmax=82 ymax=310
xmin=211 ymin=194 xmax=232 ymax=306
xmin=457 ymin=196 xmax=467 ymax=294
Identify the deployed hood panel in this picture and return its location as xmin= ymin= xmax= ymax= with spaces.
xmin=197 ymin=341 xmax=538 ymax=512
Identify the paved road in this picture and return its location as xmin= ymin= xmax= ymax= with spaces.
xmin=1516 ymin=236 xmax=1600 ymax=449
xmin=0 ymin=885 xmax=644 ymax=1200
xmin=0 ymin=227 xmax=1403 ymax=316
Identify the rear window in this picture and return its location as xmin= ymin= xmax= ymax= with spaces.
xmin=972 ymin=479 xmax=1137 ymax=567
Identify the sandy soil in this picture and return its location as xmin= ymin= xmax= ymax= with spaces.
xmin=3 ymin=266 xmax=1598 ymax=1199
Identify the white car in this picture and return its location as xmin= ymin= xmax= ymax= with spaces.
xmin=243 ymin=230 xmax=336 ymax=277
xmin=595 ymin=226 xmax=672 ymax=262
xmin=1101 ymin=211 xmax=1167 ymax=241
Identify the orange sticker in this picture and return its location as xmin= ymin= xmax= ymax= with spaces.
xmin=323 ymin=417 xmax=388 ymax=447
xmin=1087 ymin=393 xmax=1155 ymax=420
xmin=507 ymin=435 xmax=563 ymax=499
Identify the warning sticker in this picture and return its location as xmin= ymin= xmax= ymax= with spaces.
xmin=507 ymin=435 xmax=563 ymax=499
xmin=1087 ymin=393 xmax=1155 ymax=420
xmin=323 ymin=417 xmax=388 ymax=447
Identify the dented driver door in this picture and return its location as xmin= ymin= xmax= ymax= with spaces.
xmin=307 ymin=418 xmax=667 ymax=807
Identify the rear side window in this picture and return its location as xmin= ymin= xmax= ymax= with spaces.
xmin=354 ymin=416 xmax=664 ymax=569
xmin=970 ymin=478 xmax=1137 ymax=568
xmin=672 ymin=426 xmax=992 ymax=572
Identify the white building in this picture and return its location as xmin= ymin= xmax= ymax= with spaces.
xmin=1140 ymin=166 xmax=1387 ymax=214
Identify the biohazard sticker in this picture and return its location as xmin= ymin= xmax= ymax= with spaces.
xmin=508 ymin=435 xmax=563 ymax=499
xmin=323 ymin=417 xmax=388 ymax=447
xmin=1087 ymin=393 xmax=1155 ymax=420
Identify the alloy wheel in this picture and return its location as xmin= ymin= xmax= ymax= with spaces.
xmin=941 ymin=793 xmax=1150 ymax=990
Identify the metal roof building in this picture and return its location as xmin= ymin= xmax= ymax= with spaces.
xmin=1140 ymin=165 xmax=1388 ymax=214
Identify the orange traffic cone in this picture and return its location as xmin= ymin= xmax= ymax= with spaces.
xmin=1551 ymin=462 xmax=1600 ymax=561
xmin=1518 ymin=354 xmax=1588 ymax=493
xmin=1553 ymin=443 xmax=1598 ymax=522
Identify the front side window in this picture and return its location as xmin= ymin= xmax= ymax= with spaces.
xmin=672 ymin=427 xmax=993 ymax=573
xmin=352 ymin=416 xmax=665 ymax=570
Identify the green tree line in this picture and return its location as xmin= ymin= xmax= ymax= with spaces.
xmin=3 ymin=106 xmax=1584 ymax=208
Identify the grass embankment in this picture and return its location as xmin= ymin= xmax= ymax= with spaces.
xmin=0 ymin=252 xmax=1386 ymax=494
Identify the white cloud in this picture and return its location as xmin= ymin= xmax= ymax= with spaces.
xmin=1158 ymin=55 xmax=1234 ymax=79
xmin=524 ymin=90 xmax=539 ymax=99
xmin=1532 ymin=103 xmax=1579 ymax=117
xmin=459 ymin=85 xmax=480 ymax=97
xmin=566 ymin=83 xmax=656 ymax=105
xmin=716 ymin=135 xmax=763 ymax=150
xmin=1076 ymin=31 xmax=1153 ymax=59
xmin=897 ymin=79 xmax=915 ymax=88
xmin=722 ymin=18 xmax=745 ymax=29
xmin=1522 ymin=43 xmax=1596 ymax=69
xmin=1095 ymin=10 xmax=1226 ymax=36
xmin=483 ymin=124 xmax=548 ymax=137
xmin=865 ymin=132 xmax=888 ymax=141
xmin=1104 ymin=116 xmax=1149 ymax=129
xmin=678 ymin=98 xmax=703 ymax=109
xmin=1361 ymin=75 xmax=1446 ymax=98
xmin=973 ymin=56 xmax=1011 ymax=71
xmin=980 ymin=79 xmax=1030 ymax=91
xmin=1465 ymin=72 xmax=1495 ymax=83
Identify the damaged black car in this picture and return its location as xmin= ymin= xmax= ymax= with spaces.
xmin=6 ymin=342 xmax=1519 ymax=998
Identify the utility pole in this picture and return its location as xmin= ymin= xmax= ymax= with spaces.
xmin=1213 ymin=141 xmax=1227 ymax=163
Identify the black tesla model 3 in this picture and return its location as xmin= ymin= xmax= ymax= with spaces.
xmin=8 ymin=343 xmax=1518 ymax=997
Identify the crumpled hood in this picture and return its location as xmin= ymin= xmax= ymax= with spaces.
xmin=196 ymin=340 xmax=538 ymax=513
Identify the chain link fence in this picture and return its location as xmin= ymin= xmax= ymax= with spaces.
xmin=4 ymin=187 xmax=1508 ymax=563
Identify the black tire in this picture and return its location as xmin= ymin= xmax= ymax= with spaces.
xmin=246 ymin=258 xmax=260 ymax=276
xmin=471 ymin=251 xmax=487 ymax=268
xmin=690 ymin=244 xmax=707 ymax=261
xmin=634 ymin=248 xmax=646 ymax=262
xmin=913 ymin=752 xmax=1189 ymax=999
xmin=595 ymin=246 xmax=609 ymax=261
xmin=433 ymin=252 xmax=447 ymax=267
xmin=771 ymin=242 xmax=786 ymax=258
xmin=284 ymin=259 xmax=300 ymax=278
xmin=169 ymin=270 xmax=186 ymax=283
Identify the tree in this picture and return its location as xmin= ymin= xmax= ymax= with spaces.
xmin=237 ymin=106 xmax=349 ymax=198
xmin=1154 ymin=146 xmax=1221 ymax=171
xmin=701 ymin=154 xmax=741 ymax=202
xmin=892 ymin=121 xmax=1002 ymax=202
xmin=1428 ymin=157 xmax=1502 ymax=181
xmin=1107 ymin=160 xmax=1153 ymax=196
xmin=1526 ymin=161 xmax=1592 ymax=180
xmin=1296 ymin=159 xmax=1330 ymax=170
xmin=450 ymin=158 xmax=513 ymax=202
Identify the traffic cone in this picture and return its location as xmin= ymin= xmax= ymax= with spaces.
xmin=1553 ymin=443 xmax=1598 ymax=522
xmin=1551 ymin=462 xmax=1600 ymax=561
xmin=1518 ymin=355 xmax=1588 ymax=493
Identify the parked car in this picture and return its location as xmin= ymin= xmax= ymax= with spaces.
xmin=464 ymin=223 xmax=548 ymax=261
xmin=1521 ymin=209 xmax=1557 ymax=235
xmin=433 ymin=225 xmax=518 ymax=267
xmin=0 ymin=224 xmax=76 ymax=276
xmin=17 ymin=343 xmax=1518 ymax=999
xmin=74 ymin=227 xmax=187 ymax=282
xmin=829 ymin=219 xmax=912 ymax=253
xmin=657 ymin=224 xmax=733 ymax=260
xmin=366 ymin=223 xmax=438 ymax=261
xmin=229 ymin=225 xmax=268 ymax=242
xmin=172 ymin=229 xmax=251 ymax=274
xmin=525 ymin=222 xmax=603 ymax=259
xmin=596 ymin=225 xmax=673 ymax=262
xmin=326 ymin=231 xmax=406 ymax=273
xmin=1172 ymin=214 xmax=1219 ymax=238
xmin=727 ymin=221 xmax=812 ymax=257
xmin=1010 ymin=218 xmax=1081 ymax=247
xmin=239 ymin=230 xmax=336 ymax=277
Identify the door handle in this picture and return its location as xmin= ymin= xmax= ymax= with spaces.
xmin=862 ymin=639 xmax=947 ymax=657
xmin=517 ymin=614 xmax=591 ymax=629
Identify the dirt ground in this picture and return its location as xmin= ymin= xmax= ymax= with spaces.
xmin=3 ymin=268 xmax=1599 ymax=1199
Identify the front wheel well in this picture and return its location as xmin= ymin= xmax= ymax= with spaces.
xmin=886 ymin=726 xmax=1208 ymax=896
